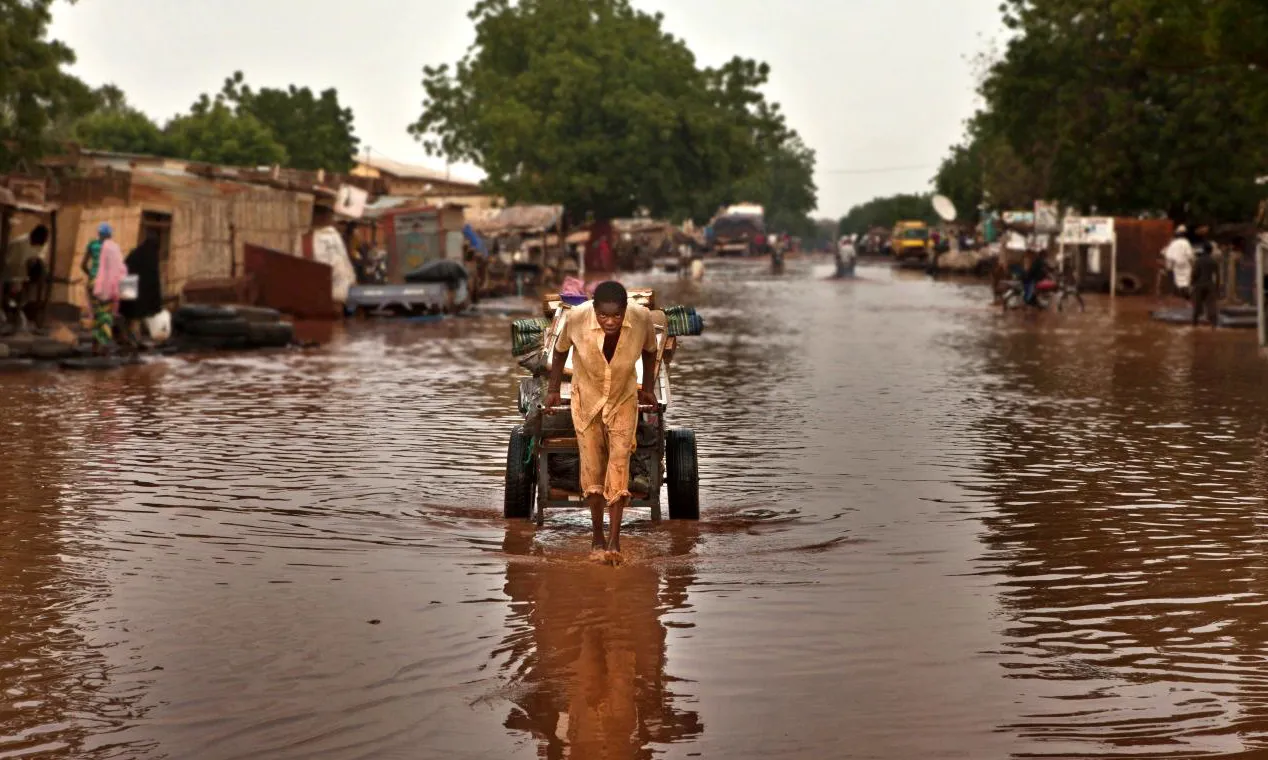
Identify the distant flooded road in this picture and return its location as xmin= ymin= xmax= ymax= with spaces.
xmin=6 ymin=258 xmax=1268 ymax=759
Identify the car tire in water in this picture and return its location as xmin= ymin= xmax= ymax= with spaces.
xmin=181 ymin=317 xmax=251 ymax=338
xmin=174 ymin=304 xmax=237 ymax=326
xmin=229 ymin=305 xmax=283 ymax=324
xmin=245 ymin=321 xmax=294 ymax=348
xmin=666 ymin=428 xmax=700 ymax=520
xmin=504 ymin=425 xmax=535 ymax=519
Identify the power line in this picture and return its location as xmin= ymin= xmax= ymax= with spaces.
xmin=820 ymin=164 xmax=934 ymax=176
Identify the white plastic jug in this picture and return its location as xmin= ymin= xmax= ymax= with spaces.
xmin=119 ymin=274 xmax=140 ymax=301
xmin=144 ymin=309 xmax=171 ymax=342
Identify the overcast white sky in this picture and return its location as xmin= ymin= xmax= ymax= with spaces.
xmin=49 ymin=0 xmax=1003 ymax=218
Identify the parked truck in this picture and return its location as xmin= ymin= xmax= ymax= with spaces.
xmin=707 ymin=203 xmax=768 ymax=257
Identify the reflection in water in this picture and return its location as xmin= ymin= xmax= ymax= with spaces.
xmin=967 ymin=310 xmax=1268 ymax=758
xmin=7 ymin=260 xmax=1268 ymax=758
xmin=0 ymin=370 xmax=155 ymax=758
xmin=498 ymin=526 xmax=703 ymax=759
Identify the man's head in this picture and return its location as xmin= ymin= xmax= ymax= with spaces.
xmin=1175 ymin=224 xmax=1187 ymax=238
xmin=29 ymin=225 xmax=49 ymax=247
xmin=98 ymin=222 xmax=113 ymax=240
xmin=592 ymin=280 xmax=628 ymax=336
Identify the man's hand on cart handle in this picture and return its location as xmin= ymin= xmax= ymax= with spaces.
xmin=637 ymin=387 xmax=657 ymax=408
xmin=544 ymin=389 xmax=562 ymax=414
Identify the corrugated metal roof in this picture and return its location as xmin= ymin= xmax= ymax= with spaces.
xmin=467 ymin=205 xmax=562 ymax=234
xmin=356 ymin=155 xmax=482 ymax=186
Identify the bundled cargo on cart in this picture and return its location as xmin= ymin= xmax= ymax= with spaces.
xmin=503 ymin=288 xmax=705 ymax=522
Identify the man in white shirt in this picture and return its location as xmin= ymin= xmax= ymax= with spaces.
xmin=1163 ymin=225 xmax=1194 ymax=296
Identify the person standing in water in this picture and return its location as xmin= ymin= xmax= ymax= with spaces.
xmin=1190 ymin=227 xmax=1221 ymax=327
xmin=82 ymin=223 xmax=126 ymax=353
xmin=545 ymin=281 xmax=658 ymax=560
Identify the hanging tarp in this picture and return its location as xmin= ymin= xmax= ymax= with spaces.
xmin=463 ymin=224 xmax=488 ymax=256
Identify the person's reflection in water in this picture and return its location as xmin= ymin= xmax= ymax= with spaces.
xmin=499 ymin=522 xmax=703 ymax=759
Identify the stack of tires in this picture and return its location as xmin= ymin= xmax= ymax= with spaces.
xmin=172 ymin=305 xmax=295 ymax=352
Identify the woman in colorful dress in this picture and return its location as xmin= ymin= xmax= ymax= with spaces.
xmin=81 ymin=223 xmax=126 ymax=353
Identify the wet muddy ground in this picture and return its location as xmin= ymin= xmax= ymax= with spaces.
xmin=3 ymin=258 xmax=1268 ymax=759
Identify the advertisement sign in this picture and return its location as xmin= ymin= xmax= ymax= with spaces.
xmin=1060 ymin=216 xmax=1115 ymax=245
xmin=335 ymin=185 xmax=368 ymax=219
xmin=1034 ymin=201 xmax=1059 ymax=233
xmin=393 ymin=210 xmax=439 ymax=273
xmin=1002 ymin=210 xmax=1034 ymax=227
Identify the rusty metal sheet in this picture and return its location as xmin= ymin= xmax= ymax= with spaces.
xmin=244 ymin=243 xmax=333 ymax=319
xmin=1114 ymin=218 xmax=1173 ymax=293
xmin=182 ymin=277 xmax=258 ymax=306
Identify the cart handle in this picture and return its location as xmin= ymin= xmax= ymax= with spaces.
xmin=540 ymin=403 xmax=660 ymax=414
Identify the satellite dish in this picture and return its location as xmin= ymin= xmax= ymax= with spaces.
xmin=932 ymin=194 xmax=957 ymax=222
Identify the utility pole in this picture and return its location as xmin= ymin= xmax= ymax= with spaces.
xmin=1258 ymin=234 xmax=1266 ymax=349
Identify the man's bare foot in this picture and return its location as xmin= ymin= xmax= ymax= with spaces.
xmin=604 ymin=550 xmax=623 ymax=566
xmin=591 ymin=535 xmax=607 ymax=552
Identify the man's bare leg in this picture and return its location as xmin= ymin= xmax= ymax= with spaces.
xmin=586 ymin=493 xmax=607 ymax=551
xmin=607 ymin=495 xmax=629 ymax=554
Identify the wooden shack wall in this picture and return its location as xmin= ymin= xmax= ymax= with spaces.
xmin=49 ymin=180 xmax=313 ymax=313
xmin=51 ymin=206 xmax=142 ymax=313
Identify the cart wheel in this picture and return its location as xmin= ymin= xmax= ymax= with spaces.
xmin=666 ymin=428 xmax=699 ymax=520
xmin=504 ymin=425 xmax=535 ymax=519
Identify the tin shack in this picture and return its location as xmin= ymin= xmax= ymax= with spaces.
xmin=41 ymin=154 xmax=320 ymax=315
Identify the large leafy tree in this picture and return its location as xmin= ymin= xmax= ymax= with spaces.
xmin=934 ymin=115 xmax=1048 ymax=218
xmin=0 ymin=0 xmax=96 ymax=170
xmin=163 ymin=95 xmax=288 ymax=167
xmin=942 ymin=0 xmax=1268 ymax=222
xmin=410 ymin=0 xmax=807 ymax=224
xmin=71 ymin=85 xmax=166 ymax=155
xmin=838 ymin=194 xmax=939 ymax=235
xmin=218 ymin=72 xmax=360 ymax=172
xmin=730 ymin=133 xmax=818 ymax=236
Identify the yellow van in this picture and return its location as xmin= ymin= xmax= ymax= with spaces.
xmin=890 ymin=221 xmax=930 ymax=266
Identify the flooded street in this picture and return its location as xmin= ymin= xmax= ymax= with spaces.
xmin=6 ymin=258 xmax=1268 ymax=759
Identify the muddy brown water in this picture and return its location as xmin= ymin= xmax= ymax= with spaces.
xmin=4 ymin=258 xmax=1268 ymax=759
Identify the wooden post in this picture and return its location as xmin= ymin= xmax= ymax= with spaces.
xmin=38 ymin=209 xmax=58 ymax=328
xmin=0 ymin=207 xmax=10 ymax=325
xmin=1257 ymin=235 xmax=1266 ymax=348
xmin=229 ymin=222 xmax=237 ymax=279
xmin=1109 ymin=239 xmax=1118 ymax=303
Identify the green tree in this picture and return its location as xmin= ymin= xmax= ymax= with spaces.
xmin=731 ymin=133 xmax=818 ymax=237
xmin=934 ymin=115 xmax=1049 ymax=217
xmin=163 ymin=95 xmax=288 ymax=167
xmin=71 ymin=85 xmax=165 ymax=154
xmin=945 ymin=0 xmax=1268 ymax=222
xmin=410 ymin=0 xmax=794 ymax=224
xmin=837 ymin=194 xmax=938 ymax=236
xmin=0 ymin=0 xmax=96 ymax=170
xmin=219 ymin=72 xmax=360 ymax=172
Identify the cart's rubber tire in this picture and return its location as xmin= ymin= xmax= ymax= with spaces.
xmin=666 ymin=428 xmax=699 ymax=520
xmin=504 ymin=425 xmax=535 ymax=519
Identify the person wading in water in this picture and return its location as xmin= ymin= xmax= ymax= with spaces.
xmin=545 ymin=281 xmax=658 ymax=561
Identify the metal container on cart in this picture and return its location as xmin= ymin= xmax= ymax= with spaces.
xmin=502 ymin=290 xmax=700 ymax=523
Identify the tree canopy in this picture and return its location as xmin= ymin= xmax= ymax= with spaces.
xmin=65 ymin=72 xmax=359 ymax=171
xmin=219 ymin=72 xmax=360 ymax=172
xmin=411 ymin=0 xmax=816 ymax=225
xmin=838 ymin=194 xmax=938 ymax=236
xmin=163 ymin=94 xmax=289 ymax=167
xmin=0 ymin=0 xmax=96 ymax=170
xmin=71 ymin=86 xmax=166 ymax=156
xmin=936 ymin=0 xmax=1268 ymax=223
